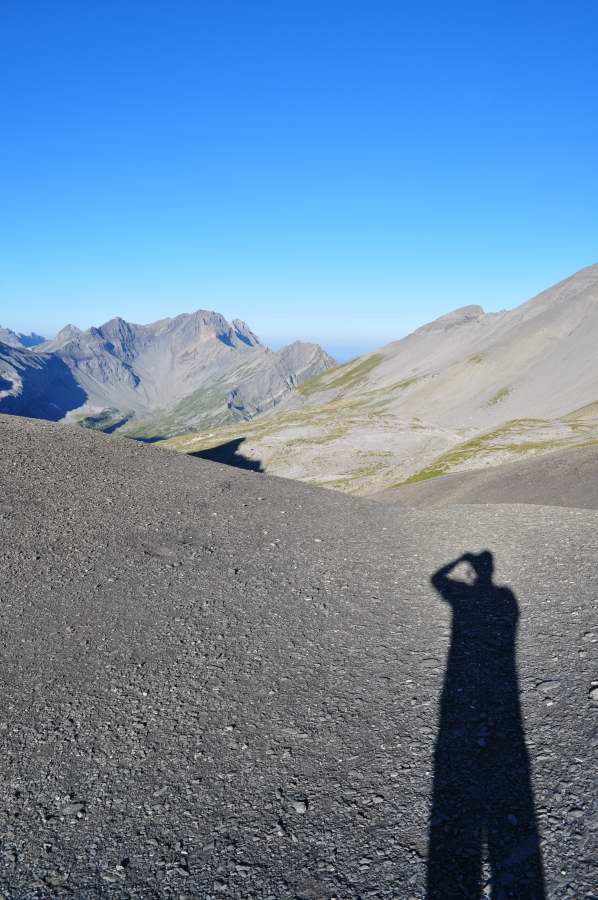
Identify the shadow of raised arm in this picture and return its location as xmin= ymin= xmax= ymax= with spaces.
xmin=431 ymin=554 xmax=472 ymax=603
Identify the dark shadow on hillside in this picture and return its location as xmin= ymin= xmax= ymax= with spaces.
xmin=103 ymin=418 xmax=131 ymax=434
xmin=427 ymin=551 xmax=545 ymax=900
xmin=31 ymin=355 xmax=88 ymax=420
xmin=189 ymin=438 xmax=263 ymax=472
xmin=82 ymin=411 xmax=132 ymax=435
xmin=19 ymin=333 xmax=45 ymax=348
xmin=234 ymin=330 xmax=253 ymax=347
xmin=0 ymin=353 xmax=87 ymax=421
xmin=217 ymin=331 xmax=235 ymax=347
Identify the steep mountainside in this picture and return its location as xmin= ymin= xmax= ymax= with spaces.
xmin=0 ymin=342 xmax=86 ymax=420
xmin=0 ymin=311 xmax=333 ymax=432
xmin=0 ymin=414 xmax=594 ymax=897
xmin=164 ymin=263 xmax=598 ymax=494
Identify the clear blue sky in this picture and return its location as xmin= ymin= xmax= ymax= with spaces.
xmin=1 ymin=1 xmax=597 ymax=359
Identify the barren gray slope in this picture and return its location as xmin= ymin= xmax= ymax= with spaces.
xmin=0 ymin=415 xmax=595 ymax=899
xmin=373 ymin=261 xmax=598 ymax=427
xmin=373 ymin=443 xmax=598 ymax=509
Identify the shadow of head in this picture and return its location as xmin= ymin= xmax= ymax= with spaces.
xmin=467 ymin=549 xmax=494 ymax=582
xmin=188 ymin=437 xmax=263 ymax=473
xmin=430 ymin=550 xmax=503 ymax=606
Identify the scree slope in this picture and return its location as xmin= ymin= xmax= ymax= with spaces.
xmin=0 ymin=415 xmax=595 ymax=898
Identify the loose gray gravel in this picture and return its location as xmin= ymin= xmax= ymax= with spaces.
xmin=0 ymin=414 xmax=596 ymax=898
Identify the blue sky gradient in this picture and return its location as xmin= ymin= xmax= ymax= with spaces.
xmin=1 ymin=1 xmax=597 ymax=358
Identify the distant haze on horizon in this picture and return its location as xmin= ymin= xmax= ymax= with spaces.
xmin=1 ymin=1 xmax=597 ymax=355
xmin=3 ymin=261 xmax=596 ymax=364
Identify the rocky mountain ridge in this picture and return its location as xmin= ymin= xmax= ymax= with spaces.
xmin=0 ymin=310 xmax=334 ymax=434
xmin=0 ymin=326 xmax=46 ymax=348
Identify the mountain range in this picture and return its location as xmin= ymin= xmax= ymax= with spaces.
xmin=3 ymin=263 xmax=598 ymax=497
xmin=2 ymin=272 xmax=596 ymax=895
xmin=0 ymin=311 xmax=334 ymax=432
xmin=164 ymin=263 xmax=598 ymax=494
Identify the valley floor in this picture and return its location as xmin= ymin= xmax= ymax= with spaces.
xmin=161 ymin=401 xmax=598 ymax=498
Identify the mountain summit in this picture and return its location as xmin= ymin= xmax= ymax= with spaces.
xmin=0 ymin=310 xmax=334 ymax=435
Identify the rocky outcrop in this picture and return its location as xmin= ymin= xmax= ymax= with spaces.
xmin=225 ymin=342 xmax=336 ymax=420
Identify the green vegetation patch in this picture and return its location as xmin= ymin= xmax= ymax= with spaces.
xmin=325 ymin=352 xmax=384 ymax=390
xmin=79 ymin=409 xmax=131 ymax=433
xmin=393 ymin=418 xmax=553 ymax=486
xmin=486 ymin=386 xmax=511 ymax=406
xmin=297 ymin=353 xmax=384 ymax=397
xmin=563 ymin=399 xmax=598 ymax=421
xmin=295 ymin=366 xmax=342 ymax=398
xmin=387 ymin=374 xmax=423 ymax=392
xmin=123 ymin=381 xmax=235 ymax=441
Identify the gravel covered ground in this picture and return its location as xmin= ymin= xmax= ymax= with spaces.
xmin=0 ymin=415 xmax=596 ymax=898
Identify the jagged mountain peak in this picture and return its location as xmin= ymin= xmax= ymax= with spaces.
xmin=41 ymin=324 xmax=82 ymax=350
xmin=98 ymin=316 xmax=131 ymax=333
xmin=88 ymin=309 xmax=264 ymax=350
xmin=0 ymin=326 xmax=46 ymax=349
xmin=0 ymin=326 xmax=22 ymax=348
xmin=0 ymin=308 xmax=334 ymax=434
xmin=59 ymin=324 xmax=82 ymax=337
xmin=232 ymin=318 xmax=261 ymax=347
xmin=17 ymin=331 xmax=46 ymax=348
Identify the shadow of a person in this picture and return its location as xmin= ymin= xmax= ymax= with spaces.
xmin=426 ymin=551 xmax=545 ymax=900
